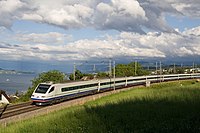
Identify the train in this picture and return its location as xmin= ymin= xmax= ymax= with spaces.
xmin=31 ymin=73 xmax=200 ymax=105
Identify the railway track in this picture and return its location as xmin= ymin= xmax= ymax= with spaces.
xmin=0 ymin=84 xmax=141 ymax=121
xmin=0 ymin=102 xmax=43 ymax=119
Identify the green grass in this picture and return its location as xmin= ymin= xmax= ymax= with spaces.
xmin=1 ymin=80 xmax=200 ymax=133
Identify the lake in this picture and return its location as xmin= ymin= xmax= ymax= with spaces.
xmin=0 ymin=73 xmax=37 ymax=95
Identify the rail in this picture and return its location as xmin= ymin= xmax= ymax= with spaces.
xmin=0 ymin=102 xmax=42 ymax=119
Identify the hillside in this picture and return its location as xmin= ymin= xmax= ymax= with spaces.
xmin=1 ymin=80 xmax=200 ymax=132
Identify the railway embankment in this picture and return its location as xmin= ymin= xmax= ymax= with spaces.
xmin=1 ymin=80 xmax=200 ymax=132
xmin=0 ymin=84 xmax=136 ymax=126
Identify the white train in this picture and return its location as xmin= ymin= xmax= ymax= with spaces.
xmin=31 ymin=73 xmax=200 ymax=105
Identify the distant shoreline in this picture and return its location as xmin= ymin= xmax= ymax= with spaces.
xmin=0 ymin=68 xmax=35 ymax=75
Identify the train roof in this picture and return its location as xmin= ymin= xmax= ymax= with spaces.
xmin=39 ymin=76 xmax=160 ymax=87
xmin=40 ymin=77 xmax=127 ymax=87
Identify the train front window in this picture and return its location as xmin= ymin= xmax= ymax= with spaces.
xmin=35 ymin=84 xmax=51 ymax=94
xmin=49 ymin=87 xmax=54 ymax=93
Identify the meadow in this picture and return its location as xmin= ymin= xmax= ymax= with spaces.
xmin=1 ymin=80 xmax=200 ymax=133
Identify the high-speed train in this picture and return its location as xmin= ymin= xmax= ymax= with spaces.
xmin=31 ymin=73 xmax=200 ymax=105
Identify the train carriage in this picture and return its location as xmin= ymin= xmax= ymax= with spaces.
xmin=31 ymin=73 xmax=200 ymax=105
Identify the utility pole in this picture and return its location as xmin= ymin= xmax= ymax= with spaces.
xmin=156 ymin=62 xmax=157 ymax=75
xmin=93 ymin=64 xmax=96 ymax=73
xmin=108 ymin=59 xmax=112 ymax=89
xmin=113 ymin=60 xmax=116 ymax=90
xmin=160 ymin=61 xmax=162 ymax=75
xmin=159 ymin=61 xmax=162 ymax=82
xmin=193 ymin=62 xmax=195 ymax=74
xmin=109 ymin=59 xmax=112 ymax=77
xmin=135 ymin=60 xmax=137 ymax=76
xmin=73 ymin=63 xmax=76 ymax=81
xmin=174 ymin=63 xmax=176 ymax=74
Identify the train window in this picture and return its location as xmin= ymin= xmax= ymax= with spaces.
xmin=61 ymin=83 xmax=98 ymax=92
xmin=61 ymin=88 xmax=65 ymax=92
xmin=35 ymin=84 xmax=51 ymax=94
xmin=80 ymin=83 xmax=97 ymax=89
xmin=61 ymin=87 xmax=73 ymax=92
xmin=49 ymin=87 xmax=55 ymax=93
xmin=101 ymin=82 xmax=111 ymax=85
xmin=116 ymin=80 xmax=125 ymax=83
xmin=70 ymin=87 xmax=75 ymax=91
xmin=127 ymin=79 xmax=134 ymax=82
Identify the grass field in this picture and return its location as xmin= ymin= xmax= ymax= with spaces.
xmin=1 ymin=80 xmax=200 ymax=133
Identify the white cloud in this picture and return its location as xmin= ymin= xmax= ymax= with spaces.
xmin=15 ymin=32 xmax=73 ymax=44
xmin=0 ymin=0 xmax=27 ymax=28
xmin=1 ymin=26 xmax=200 ymax=61
xmin=177 ymin=47 xmax=193 ymax=56
xmin=1 ymin=0 xmax=199 ymax=33
xmin=183 ymin=26 xmax=200 ymax=36
xmin=0 ymin=27 xmax=6 ymax=33
xmin=0 ymin=0 xmax=200 ymax=62
xmin=94 ymin=0 xmax=147 ymax=33
xmin=112 ymin=0 xmax=146 ymax=18
xmin=170 ymin=0 xmax=200 ymax=18
xmin=22 ymin=14 xmax=43 ymax=22
xmin=22 ymin=1 xmax=94 ymax=29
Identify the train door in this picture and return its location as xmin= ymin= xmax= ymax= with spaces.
xmin=48 ymin=87 xmax=55 ymax=100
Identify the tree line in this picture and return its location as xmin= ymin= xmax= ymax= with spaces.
xmin=69 ymin=62 xmax=149 ymax=80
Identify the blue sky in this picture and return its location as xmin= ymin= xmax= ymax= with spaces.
xmin=11 ymin=15 xmax=200 ymax=39
xmin=0 ymin=0 xmax=200 ymax=72
xmin=166 ymin=15 xmax=200 ymax=31
xmin=11 ymin=20 xmax=120 ymax=41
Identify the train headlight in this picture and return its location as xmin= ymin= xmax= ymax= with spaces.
xmin=31 ymin=95 xmax=34 ymax=97
xmin=41 ymin=96 xmax=46 ymax=98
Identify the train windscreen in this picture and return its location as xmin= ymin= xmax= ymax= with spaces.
xmin=35 ymin=84 xmax=51 ymax=94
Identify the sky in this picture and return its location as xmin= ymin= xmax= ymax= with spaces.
xmin=0 ymin=0 xmax=200 ymax=72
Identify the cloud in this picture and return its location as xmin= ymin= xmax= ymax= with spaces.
xmin=0 ymin=0 xmax=199 ymax=62
xmin=183 ymin=26 xmax=200 ymax=36
xmin=15 ymin=32 xmax=73 ymax=44
xmin=0 ymin=0 xmax=27 ymax=28
xmin=0 ymin=0 xmax=199 ymax=33
xmin=0 ymin=27 xmax=6 ymax=33
xmin=0 ymin=42 xmax=12 ymax=48
xmin=1 ymin=26 xmax=199 ymax=61
xmin=170 ymin=0 xmax=200 ymax=18
xmin=22 ymin=0 xmax=95 ymax=29
xmin=93 ymin=0 xmax=147 ymax=33
xmin=138 ymin=0 xmax=179 ymax=33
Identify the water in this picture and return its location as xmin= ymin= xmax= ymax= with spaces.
xmin=0 ymin=73 xmax=37 ymax=95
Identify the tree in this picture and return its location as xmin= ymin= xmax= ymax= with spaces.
xmin=31 ymin=70 xmax=65 ymax=88
xmin=97 ymin=72 xmax=109 ymax=78
xmin=19 ymin=70 xmax=65 ymax=102
xmin=115 ymin=62 xmax=150 ymax=77
xmin=176 ymin=67 xmax=185 ymax=74
xmin=69 ymin=70 xmax=84 ymax=80
xmin=15 ymin=90 xmax=19 ymax=97
xmin=115 ymin=64 xmax=134 ymax=77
